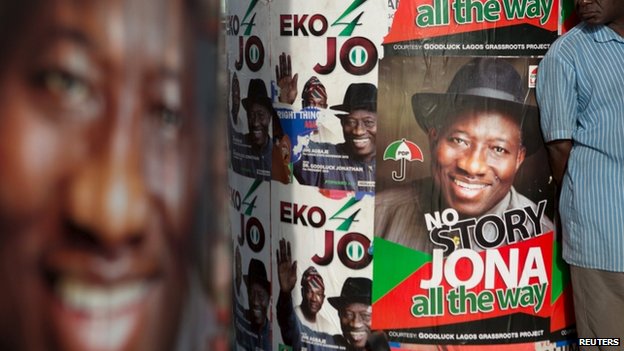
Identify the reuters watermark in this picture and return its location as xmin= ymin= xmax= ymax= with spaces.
xmin=578 ymin=338 xmax=620 ymax=347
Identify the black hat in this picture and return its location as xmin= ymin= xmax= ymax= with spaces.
xmin=242 ymin=79 xmax=272 ymax=111
xmin=411 ymin=58 xmax=542 ymax=155
xmin=328 ymin=277 xmax=372 ymax=309
xmin=331 ymin=83 xmax=377 ymax=115
xmin=244 ymin=258 xmax=271 ymax=293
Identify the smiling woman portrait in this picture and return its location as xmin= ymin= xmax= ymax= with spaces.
xmin=0 ymin=1 xmax=207 ymax=351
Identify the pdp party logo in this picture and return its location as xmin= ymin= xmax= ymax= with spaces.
xmin=280 ymin=196 xmax=372 ymax=270
xmin=383 ymin=138 xmax=424 ymax=181
xmin=529 ymin=65 xmax=538 ymax=88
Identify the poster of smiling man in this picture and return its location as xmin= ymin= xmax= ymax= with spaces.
xmin=372 ymin=55 xmax=576 ymax=350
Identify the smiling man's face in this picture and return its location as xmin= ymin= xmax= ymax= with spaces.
xmin=247 ymin=283 xmax=269 ymax=329
xmin=341 ymin=109 xmax=377 ymax=162
xmin=302 ymin=284 xmax=325 ymax=317
xmin=429 ymin=109 xmax=525 ymax=217
xmin=339 ymin=302 xmax=372 ymax=350
xmin=246 ymin=103 xmax=271 ymax=149
xmin=0 ymin=0 xmax=196 ymax=350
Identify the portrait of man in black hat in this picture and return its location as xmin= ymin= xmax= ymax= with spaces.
xmin=292 ymin=82 xmax=378 ymax=193
xmin=328 ymin=277 xmax=374 ymax=350
xmin=375 ymin=58 xmax=554 ymax=253
xmin=235 ymin=258 xmax=272 ymax=350
xmin=229 ymin=78 xmax=276 ymax=181
xmin=275 ymin=239 xmax=386 ymax=351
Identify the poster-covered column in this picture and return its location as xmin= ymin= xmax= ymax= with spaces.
xmin=225 ymin=0 xmax=389 ymax=350
xmin=268 ymin=1 xmax=387 ymax=350
xmin=371 ymin=0 xmax=576 ymax=350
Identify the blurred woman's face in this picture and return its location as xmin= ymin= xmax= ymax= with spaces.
xmin=0 ymin=0 xmax=196 ymax=350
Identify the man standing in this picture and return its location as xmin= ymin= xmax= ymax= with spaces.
xmin=376 ymin=58 xmax=553 ymax=253
xmin=536 ymin=0 xmax=624 ymax=345
xmin=293 ymin=83 xmax=378 ymax=193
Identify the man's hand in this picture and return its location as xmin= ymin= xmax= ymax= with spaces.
xmin=277 ymin=238 xmax=297 ymax=293
xmin=275 ymin=53 xmax=298 ymax=105
xmin=545 ymin=139 xmax=572 ymax=186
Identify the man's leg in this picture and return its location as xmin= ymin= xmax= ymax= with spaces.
xmin=570 ymin=265 xmax=624 ymax=350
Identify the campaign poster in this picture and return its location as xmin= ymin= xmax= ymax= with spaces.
xmin=267 ymin=0 xmax=387 ymax=195
xmin=229 ymin=171 xmax=274 ymax=351
xmin=384 ymin=0 xmax=558 ymax=56
xmin=371 ymin=55 xmax=576 ymax=349
xmin=271 ymin=182 xmax=375 ymax=351
xmin=267 ymin=1 xmax=386 ymax=350
xmin=387 ymin=0 xmax=402 ymax=31
xmin=226 ymin=0 xmax=275 ymax=183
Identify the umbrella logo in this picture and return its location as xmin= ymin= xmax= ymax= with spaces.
xmin=383 ymin=138 xmax=424 ymax=181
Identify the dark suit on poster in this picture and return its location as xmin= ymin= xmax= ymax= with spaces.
xmin=293 ymin=141 xmax=375 ymax=193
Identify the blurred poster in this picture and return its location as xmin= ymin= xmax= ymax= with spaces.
xmin=0 ymin=1 xmax=217 ymax=351
xmin=371 ymin=54 xmax=575 ymax=349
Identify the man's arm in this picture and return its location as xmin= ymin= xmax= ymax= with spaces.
xmin=536 ymin=50 xmax=577 ymax=188
xmin=545 ymin=139 xmax=572 ymax=186
xmin=276 ymin=239 xmax=299 ymax=347
xmin=276 ymin=291 xmax=299 ymax=347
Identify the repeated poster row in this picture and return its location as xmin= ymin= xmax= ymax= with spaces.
xmin=226 ymin=0 xmax=575 ymax=350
